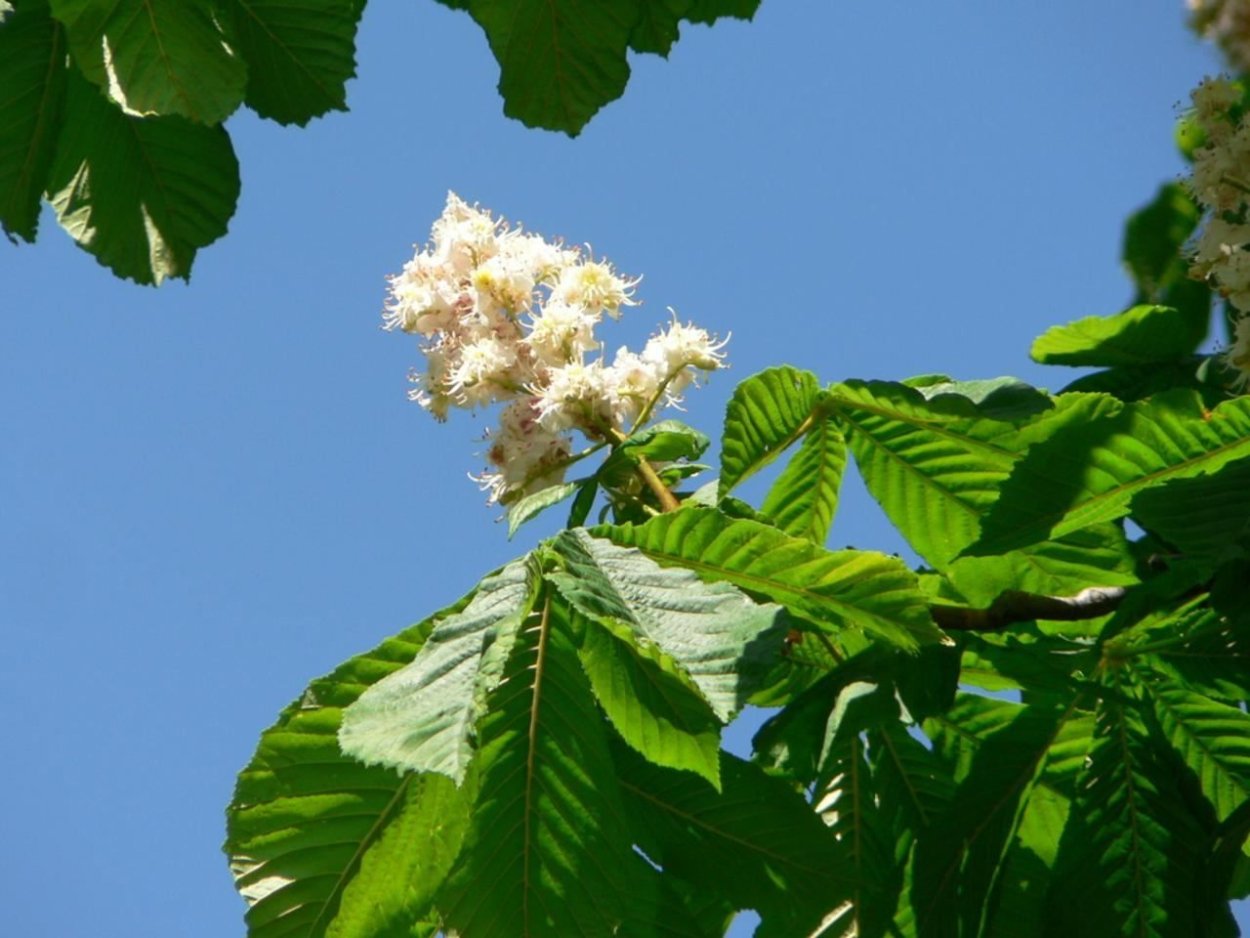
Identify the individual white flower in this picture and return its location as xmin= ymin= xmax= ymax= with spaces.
xmin=526 ymin=300 xmax=600 ymax=366
xmin=643 ymin=314 xmax=728 ymax=376
xmin=1223 ymin=312 xmax=1250 ymax=388
xmin=605 ymin=347 xmax=663 ymax=427
xmin=533 ymin=360 xmax=613 ymax=433
xmin=555 ymin=259 xmax=638 ymax=317
xmin=446 ymin=335 xmax=515 ymax=406
xmin=431 ymin=192 xmax=503 ymax=275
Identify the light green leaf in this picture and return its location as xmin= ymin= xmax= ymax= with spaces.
xmin=1149 ymin=681 xmax=1250 ymax=823
xmin=546 ymin=528 xmax=783 ymax=721
xmin=616 ymin=742 xmax=854 ymax=935
xmin=45 ymin=70 xmax=240 ymax=284
xmin=225 ymin=592 xmax=477 ymax=938
xmin=0 ymin=0 xmax=66 ymax=241
xmin=576 ymin=615 xmax=722 ymax=788
xmin=338 ymin=559 xmax=538 ymax=782
xmin=599 ymin=507 xmax=947 ymax=652
xmin=974 ymin=390 xmax=1250 ymax=555
xmin=719 ymin=366 xmax=821 ymax=498
xmin=221 ymin=0 xmax=363 ymax=125
xmin=759 ymin=413 xmax=845 ymax=543
xmin=49 ymin=0 xmax=245 ymax=122
xmin=1031 ymin=305 xmax=1207 ymax=367
xmin=506 ymin=481 xmax=580 ymax=539
xmin=437 ymin=596 xmax=658 ymax=936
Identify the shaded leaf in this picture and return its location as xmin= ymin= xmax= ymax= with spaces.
xmin=222 ymin=0 xmax=363 ymax=125
xmin=1031 ymin=305 xmax=1207 ymax=368
xmin=0 ymin=0 xmax=65 ymax=241
xmin=599 ymin=507 xmax=947 ymax=652
xmin=1132 ymin=456 xmax=1250 ymax=566
xmin=45 ymin=69 xmax=239 ymax=284
xmin=1149 ymin=681 xmax=1250 ymax=823
xmin=339 ymin=559 xmax=538 ymax=782
xmin=719 ymin=366 xmax=821 ymax=498
xmin=50 ymin=0 xmax=245 ymax=122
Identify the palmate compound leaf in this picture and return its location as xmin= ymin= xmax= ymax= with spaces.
xmin=972 ymin=390 xmax=1250 ymax=556
xmin=718 ymin=365 xmax=822 ymax=499
xmin=225 ymin=588 xmax=479 ymax=938
xmin=612 ymin=740 xmax=857 ymax=937
xmin=436 ymin=595 xmax=671 ymax=937
xmin=0 ymin=0 xmax=66 ymax=242
xmin=45 ymin=69 xmax=240 ymax=284
xmin=338 ymin=558 xmax=539 ymax=783
xmin=219 ymin=0 xmax=365 ymax=126
xmin=598 ymin=506 xmax=947 ymax=652
xmin=48 ymin=0 xmax=246 ymax=123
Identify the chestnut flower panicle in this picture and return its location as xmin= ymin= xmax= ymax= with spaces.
xmin=384 ymin=193 xmax=728 ymax=505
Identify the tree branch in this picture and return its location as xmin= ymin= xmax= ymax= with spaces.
xmin=930 ymin=586 xmax=1127 ymax=632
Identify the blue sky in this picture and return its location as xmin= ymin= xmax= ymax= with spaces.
xmin=2 ymin=3 xmax=1240 ymax=935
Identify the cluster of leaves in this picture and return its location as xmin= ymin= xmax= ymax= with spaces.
xmin=0 ymin=0 xmax=757 ymax=284
xmin=224 ymin=198 xmax=1250 ymax=936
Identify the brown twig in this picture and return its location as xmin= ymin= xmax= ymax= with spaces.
xmin=930 ymin=586 xmax=1128 ymax=632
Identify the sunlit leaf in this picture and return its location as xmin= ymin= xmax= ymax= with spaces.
xmin=759 ymin=413 xmax=845 ymax=543
xmin=1031 ymin=305 xmax=1207 ymax=368
xmin=718 ymin=366 xmax=821 ymax=498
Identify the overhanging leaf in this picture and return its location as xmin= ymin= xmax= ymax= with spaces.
xmin=49 ymin=0 xmax=246 ymax=123
xmin=719 ymin=366 xmax=821 ymax=498
xmin=45 ymin=69 xmax=240 ymax=284
xmin=225 ymin=591 xmax=478 ymax=938
xmin=1031 ymin=305 xmax=1208 ymax=368
xmin=338 ymin=559 xmax=538 ymax=782
xmin=0 ymin=0 xmax=66 ymax=242
xmin=546 ymin=528 xmax=783 ymax=721
xmin=598 ymin=507 xmax=948 ymax=652
xmin=221 ymin=0 xmax=363 ymax=125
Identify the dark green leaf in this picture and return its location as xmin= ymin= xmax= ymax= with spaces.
xmin=1060 ymin=358 xmax=1219 ymax=404
xmin=338 ymin=559 xmax=538 ymax=782
xmin=719 ymin=366 xmax=821 ymax=498
xmin=0 ymin=0 xmax=65 ymax=241
xmin=915 ymin=374 xmax=1053 ymax=421
xmin=1132 ymin=456 xmax=1250 ymax=566
xmin=222 ymin=0 xmax=363 ymax=125
xmin=1149 ymin=681 xmax=1250 ymax=823
xmin=225 ymin=591 xmax=478 ymax=938
xmin=616 ymin=742 xmax=854 ymax=935
xmin=1031 ymin=305 xmax=1208 ymax=367
xmin=45 ymin=69 xmax=240 ymax=284
xmin=599 ymin=507 xmax=948 ymax=652
xmin=49 ymin=0 xmax=245 ymax=123
xmin=1122 ymin=182 xmax=1210 ymax=321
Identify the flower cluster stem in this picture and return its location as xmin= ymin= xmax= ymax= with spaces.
xmin=607 ymin=427 xmax=681 ymax=513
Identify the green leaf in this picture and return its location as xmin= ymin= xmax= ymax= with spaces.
xmin=576 ymin=614 xmax=722 ymax=788
xmin=973 ymin=391 xmax=1250 ymax=556
xmin=915 ymin=374 xmax=1054 ymax=421
xmin=1057 ymin=683 xmax=1205 ymax=938
xmin=338 ymin=559 xmax=538 ymax=782
xmin=225 ymin=592 xmax=477 ymax=938
xmin=221 ymin=0 xmax=363 ymax=125
xmin=1031 ymin=305 xmax=1208 ymax=367
xmin=1122 ymin=182 xmax=1210 ymax=320
xmin=870 ymin=721 xmax=954 ymax=837
xmin=437 ymin=596 xmax=658 ymax=936
xmin=599 ymin=506 xmax=948 ymax=652
xmin=460 ymin=0 xmax=637 ymax=135
xmin=718 ymin=366 xmax=821 ymax=498
xmin=49 ymin=0 xmax=245 ymax=123
xmin=546 ymin=528 xmax=783 ymax=721
xmin=1131 ymin=456 xmax=1250 ymax=565
xmin=627 ymin=0 xmax=760 ymax=55
xmin=506 ymin=481 xmax=580 ymax=538
xmin=759 ymin=413 xmax=845 ymax=543
xmin=45 ymin=69 xmax=240 ymax=284
xmin=1149 ymin=681 xmax=1250 ymax=823
xmin=0 ymin=0 xmax=66 ymax=242
xmin=1060 ymin=358 xmax=1219 ymax=404
xmin=615 ymin=742 xmax=854 ymax=935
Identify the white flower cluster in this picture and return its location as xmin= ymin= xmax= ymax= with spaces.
xmin=1190 ymin=0 xmax=1250 ymax=71
xmin=1184 ymin=78 xmax=1250 ymax=387
xmin=385 ymin=193 xmax=727 ymax=504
